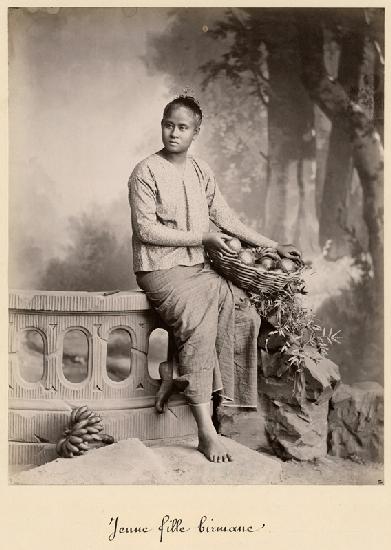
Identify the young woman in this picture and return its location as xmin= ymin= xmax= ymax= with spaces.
xmin=128 ymin=96 xmax=300 ymax=463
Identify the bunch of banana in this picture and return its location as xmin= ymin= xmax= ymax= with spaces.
xmin=56 ymin=405 xmax=114 ymax=458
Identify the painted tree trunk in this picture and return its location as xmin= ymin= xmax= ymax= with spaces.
xmin=320 ymin=30 xmax=364 ymax=259
xmin=293 ymin=151 xmax=319 ymax=256
xmin=314 ymin=106 xmax=331 ymax=222
xmin=296 ymin=14 xmax=383 ymax=296
xmin=319 ymin=123 xmax=354 ymax=258
xmin=265 ymin=40 xmax=314 ymax=249
xmin=265 ymin=124 xmax=290 ymax=244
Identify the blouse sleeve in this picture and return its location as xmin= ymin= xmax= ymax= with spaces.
xmin=205 ymin=168 xmax=279 ymax=248
xmin=128 ymin=170 xmax=203 ymax=247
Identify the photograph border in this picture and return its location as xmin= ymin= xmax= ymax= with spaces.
xmin=1 ymin=1 xmax=390 ymax=549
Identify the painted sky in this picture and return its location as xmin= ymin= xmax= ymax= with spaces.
xmin=8 ymin=7 xmax=227 ymax=288
xmin=9 ymin=8 xmax=177 ymax=211
xmin=9 ymin=7 xmax=206 ymax=283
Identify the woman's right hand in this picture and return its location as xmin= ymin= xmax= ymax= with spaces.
xmin=276 ymin=243 xmax=302 ymax=260
xmin=202 ymin=232 xmax=237 ymax=255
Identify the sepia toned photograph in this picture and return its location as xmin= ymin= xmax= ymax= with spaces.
xmin=8 ymin=6 xmax=384 ymax=486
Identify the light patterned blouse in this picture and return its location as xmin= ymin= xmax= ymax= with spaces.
xmin=128 ymin=152 xmax=277 ymax=272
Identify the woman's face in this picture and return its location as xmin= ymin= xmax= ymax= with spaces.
xmin=161 ymin=105 xmax=199 ymax=155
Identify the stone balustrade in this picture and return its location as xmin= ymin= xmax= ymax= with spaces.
xmin=8 ymin=290 xmax=196 ymax=465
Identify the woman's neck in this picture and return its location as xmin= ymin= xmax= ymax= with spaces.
xmin=160 ymin=148 xmax=188 ymax=166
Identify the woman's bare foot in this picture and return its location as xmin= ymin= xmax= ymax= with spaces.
xmin=155 ymin=379 xmax=176 ymax=413
xmin=190 ymin=402 xmax=233 ymax=463
xmin=155 ymin=361 xmax=177 ymax=414
xmin=198 ymin=432 xmax=233 ymax=463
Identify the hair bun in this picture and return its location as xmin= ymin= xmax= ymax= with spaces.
xmin=163 ymin=93 xmax=203 ymax=125
xmin=179 ymin=88 xmax=201 ymax=108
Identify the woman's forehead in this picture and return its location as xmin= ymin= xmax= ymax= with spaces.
xmin=163 ymin=105 xmax=197 ymax=124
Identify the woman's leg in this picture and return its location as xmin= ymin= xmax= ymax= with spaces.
xmin=137 ymin=265 xmax=236 ymax=462
xmin=191 ymin=403 xmax=233 ymax=462
xmin=155 ymin=360 xmax=176 ymax=414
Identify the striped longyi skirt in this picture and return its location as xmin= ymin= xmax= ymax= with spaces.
xmin=136 ymin=262 xmax=260 ymax=407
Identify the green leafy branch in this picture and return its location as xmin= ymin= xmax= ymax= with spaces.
xmin=249 ymin=276 xmax=342 ymax=370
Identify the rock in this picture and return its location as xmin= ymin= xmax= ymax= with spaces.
xmin=258 ymin=347 xmax=340 ymax=461
xmin=259 ymin=375 xmax=298 ymax=405
xmin=302 ymin=352 xmax=340 ymax=403
xmin=10 ymin=439 xmax=167 ymax=485
xmin=328 ymin=382 xmax=384 ymax=462
xmin=10 ymin=437 xmax=283 ymax=485
xmin=264 ymin=399 xmax=329 ymax=461
xmin=260 ymin=347 xmax=340 ymax=405
xmin=216 ymin=397 xmax=270 ymax=451
xmin=12 ymin=439 xmax=167 ymax=485
xmin=152 ymin=436 xmax=282 ymax=484
xmin=258 ymin=351 xmax=300 ymax=406
xmin=260 ymin=350 xmax=288 ymax=379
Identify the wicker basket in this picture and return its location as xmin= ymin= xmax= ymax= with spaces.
xmin=207 ymin=246 xmax=304 ymax=296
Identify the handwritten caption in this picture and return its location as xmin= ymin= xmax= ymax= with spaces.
xmin=108 ymin=514 xmax=266 ymax=543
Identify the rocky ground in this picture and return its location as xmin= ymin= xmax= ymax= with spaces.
xmin=9 ymin=436 xmax=383 ymax=486
xmin=147 ymin=436 xmax=384 ymax=485
xmin=280 ymin=455 xmax=383 ymax=485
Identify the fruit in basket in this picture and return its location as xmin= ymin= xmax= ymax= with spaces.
xmin=227 ymin=237 xmax=242 ymax=253
xmin=254 ymin=247 xmax=280 ymax=262
xmin=281 ymin=258 xmax=299 ymax=273
xmin=260 ymin=257 xmax=275 ymax=270
xmin=238 ymin=250 xmax=255 ymax=266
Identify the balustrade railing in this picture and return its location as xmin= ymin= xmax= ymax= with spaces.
xmin=8 ymin=290 xmax=196 ymax=466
